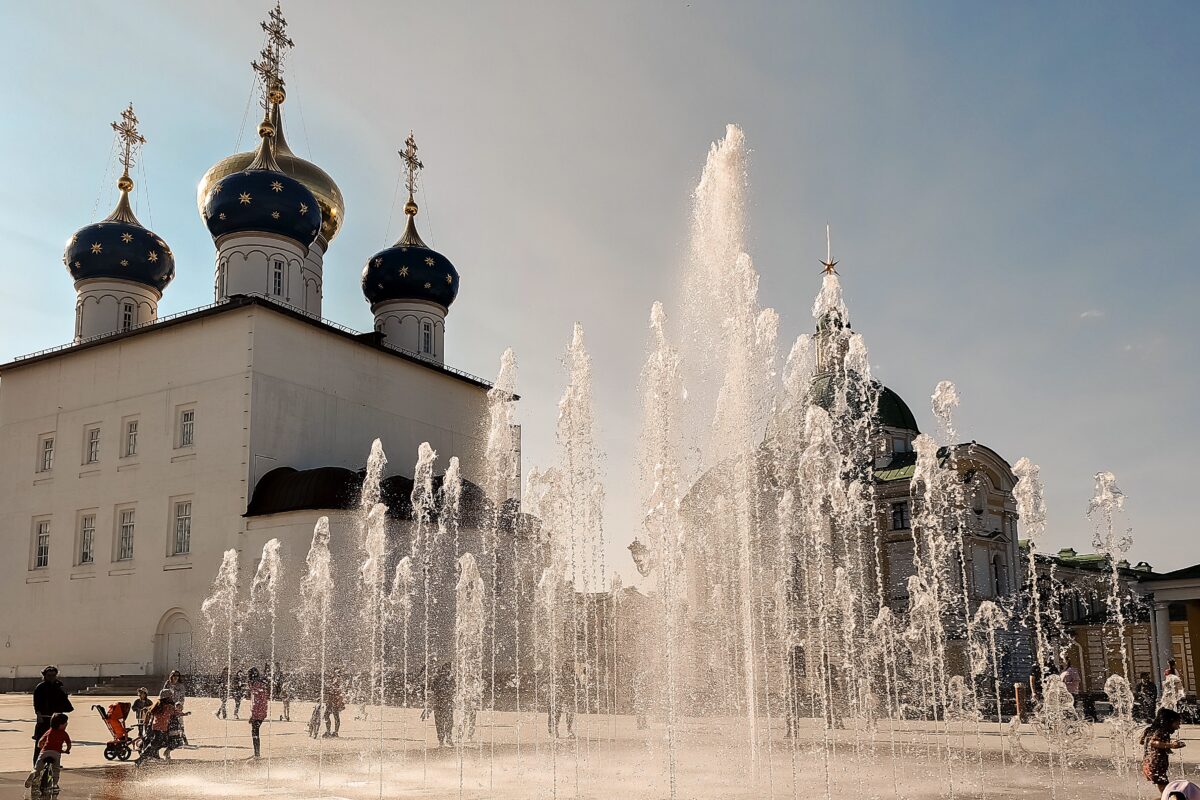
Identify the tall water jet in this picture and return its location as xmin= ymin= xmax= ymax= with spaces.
xmin=1014 ymin=458 xmax=1050 ymax=682
xmin=1088 ymin=471 xmax=1132 ymax=681
xmin=637 ymin=300 xmax=685 ymax=799
xmin=201 ymin=548 xmax=240 ymax=773
xmin=299 ymin=517 xmax=334 ymax=787
xmin=248 ymin=538 xmax=282 ymax=776
xmin=387 ymin=555 xmax=416 ymax=759
xmin=410 ymin=442 xmax=438 ymax=777
xmin=359 ymin=501 xmax=388 ymax=790
xmin=455 ymin=551 xmax=486 ymax=790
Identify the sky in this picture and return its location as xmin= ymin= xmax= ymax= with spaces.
xmin=1 ymin=2 xmax=1197 ymax=580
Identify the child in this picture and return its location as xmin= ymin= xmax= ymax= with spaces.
xmin=323 ymin=676 xmax=345 ymax=738
xmin=137 ymin=692 xmax=188 ymax=764
xmin=25 ymin=712 xmax=70 ymax=793
xmin=1141 ymin=707 xmax=1185 ymax=794
xmin=131 ymin=688 xmax=152 ymax=742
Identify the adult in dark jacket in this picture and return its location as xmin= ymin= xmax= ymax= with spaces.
xmin=32 ymin=666 xmax=73 ymax=766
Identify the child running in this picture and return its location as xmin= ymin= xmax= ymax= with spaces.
xmin=136 ymin=692 xmax=187 ymax=764
xmin=25 ymin=712 xmax=70 ymax=794
xmin=1141 ymin=707 xmax=1185 ymax=795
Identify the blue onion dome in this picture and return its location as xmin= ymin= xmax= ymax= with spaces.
xmin=64 ymin=174 xmax=175 ymax=292
xmin=201 ymin=115 xmax=321 ymax=249
xmin=362 ymin=199 xmax=460 ymax=309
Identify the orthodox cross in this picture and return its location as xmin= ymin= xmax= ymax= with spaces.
xmin=110 ymin=103 xmax=146 ymax=181
xmin=819 ymin=223 xmax=838 ymax=275
xmin=400 ymin=132 xmax=424 ymax=202
xmin=252 ymin=3 xmax=293 ymax=103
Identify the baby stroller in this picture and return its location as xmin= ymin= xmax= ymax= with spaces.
xmin=93 ymin=702 xmax=138 ymax=761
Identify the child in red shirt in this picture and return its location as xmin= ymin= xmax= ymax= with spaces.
xmin=135 ymin=693 xmax=188 ymax=764
xmin=25 ymin=713 xmax=70 ymax=791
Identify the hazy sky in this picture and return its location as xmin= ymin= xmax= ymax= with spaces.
xmin=2 ymin=2 xmax=1196 ymax=580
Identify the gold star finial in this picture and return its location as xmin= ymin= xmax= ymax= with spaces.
xmin=399 ymin=132 xmax=423 ymax=215
xmin=819 ymin=223 xmax=838 ymax=275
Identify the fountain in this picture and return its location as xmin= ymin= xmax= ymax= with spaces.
xmin=162 ymin=125 xmax=1164 ymax=800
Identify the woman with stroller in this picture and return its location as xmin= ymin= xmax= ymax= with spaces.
xmin=161 ymin=670 xmax=190 ymax=746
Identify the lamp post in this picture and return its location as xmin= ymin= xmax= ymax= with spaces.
xmin=628 ymin=538 xmax=652 ymax=578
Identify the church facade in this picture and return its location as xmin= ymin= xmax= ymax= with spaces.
xmin=0 ymin=8 xmax=509 ymax=689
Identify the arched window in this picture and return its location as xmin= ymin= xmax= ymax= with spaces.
xmin=121 ymin=302 xmax=135 ymax=332
xmin=272 ymin=260 xmax=284 ymax=297
xmin=422 ymin=320 xmax=433 ymax=355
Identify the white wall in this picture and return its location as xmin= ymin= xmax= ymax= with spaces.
xmin=0 ymin=310 xmax=254 ymax=677
xmin=247 ymin=308 xmax=488 ymax=488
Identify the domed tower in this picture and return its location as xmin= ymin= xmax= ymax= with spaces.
xmin=65 ymin=105 xmax=175 ymax=342
xmin=196 ymin=4 xmax=339 ymax=314
xmin=362 ymin=134 xmax=460 ymax=363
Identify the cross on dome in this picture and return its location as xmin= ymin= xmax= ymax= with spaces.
xmin=399 ymin=132 xmax=424 ymax=214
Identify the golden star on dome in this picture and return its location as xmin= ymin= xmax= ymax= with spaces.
xmin=424 ymin=257 xmax=435 ymax=266
xmin=212 ymin=184 xmax=221 ymax=195
xmin=399 ymin=266 xmax=409 ymax=277
xmin=424 ymin=282 xmax=432 ymax=289
xmin=73 ymin=261 xmax=81 ymax=267
xmin=271 ymin=211 xmax=280 ymax=219
xmin=299 ymin=203 xmax=309 ymax=214
xmin=239 ymin=192 xmax=252 ymax=205
xmin=372 ymin=258 xmax=381 ymax=267
xmin=120 ymin=259 xmax=129 ymax=266
xmin=90 ymin=243 xmax=103 ymax=254
xmin=219 ymin=212 xmax=227 ymax=220
xmin=147 ymin=251 xmax=159 ymax=262
xmin=121 ymin=232 xmax=134 ymax=243
xmin=68 ymin=234 xmax=77 ymax=246
xmin=445 ymin=274 xmax=453 ymax=284
xmin=270 ymin=181 xmax=283 ymax=192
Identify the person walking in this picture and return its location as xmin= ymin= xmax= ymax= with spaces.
xmin=247 ymin=667 xmax=269 ymax=759
xmin=323 ymin=675 xmax=345 ymax=738
xmin=25 ymin=712 xmax=71 ymax=794
xmin=1141 ymin=707 xmax=1186 ymax=796
xmin=430 ymin=662 xmax=454 ymax=747
xmin=1061 ymin=659 xmax=1082 ymax=698
xmin=231 ymin=669 xmax=246 ymax=719
xmin=215 ymin=666 xmax=230 ymax=719
xmin=136 ymin=691 xmax=188 ymax=764
xmin=273 ymin=662 xmax=291 ymax=722
xmin=31 ymin=666 xmax=73 ymax=767
xmin=161 ymin=670 xmax=190 ymax=746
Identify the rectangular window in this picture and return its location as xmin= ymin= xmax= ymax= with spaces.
xmin=121 ymin=302 xmax=135 ymax=332
xmin=85 ymin=427 xmax=101 ymax=464
xmin=124 ymin=420 xmax=138 ymax=457
xmin=891 ymin=502 xmax=911 ymax=531
xmin=272 ymin=261 xmax=284 ymax=297
xmin=422 ymin=321 xmax=433 ymax=354
xmin=117 ymin=509 xmax=135 ymax=561
xmin=33 ymin=520 xmax=50 ymax=569
xmin=79 ymin=515 xmax=95 ymax=565
xmin=173 ymin=501 xmax=192 ymax=556
xmin=179 ymin=409 xmax=195 ymax=448
xmin=38 ymin=436 xmax=54 ymax=472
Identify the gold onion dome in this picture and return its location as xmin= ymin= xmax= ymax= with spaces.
xmin=197 ymin=103 xmax=343 ymax=242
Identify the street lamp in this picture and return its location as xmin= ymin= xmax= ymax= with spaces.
xmin=628 ymin=538 xmax=652 ymax=577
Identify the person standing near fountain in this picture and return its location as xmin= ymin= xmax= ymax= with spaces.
xmin=247 ymin=667 xmax=269 ymax=759
xmin=273 ymin=662 xmax=291 ymax=722
xmin=1062 ymin=659 xmax=1082 ymax=699
xmin=430 ymin=662 xmax=455 ymax=747
xmin=323 ymin=674 xmax=345 ymax=738
xmin=1141 ymin=707 xmax=1186 ymax=794
xmin=30 ymin=666 xmax=72 ymax=767
xmin=161 ymin=670 xmax=190 ymax=747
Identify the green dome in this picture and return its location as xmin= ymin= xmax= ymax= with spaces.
xmin=810 ymin=373 xmax=920 ymax=433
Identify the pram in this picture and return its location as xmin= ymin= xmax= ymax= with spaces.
xmin=92 ymin=702 xmax=139 ymax=761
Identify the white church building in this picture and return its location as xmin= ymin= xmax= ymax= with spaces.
xmin=0 ymin=10 xmax=509 ymax=690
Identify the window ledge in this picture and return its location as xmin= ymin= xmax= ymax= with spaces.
xmin=79 ymin=468 xmax=101 ymax=477
xmin=163 ymin=562 xmax=192 ymax=571
xmin=117 ymin=463 xmax=141 ymax=472
xmin=26 ymin=574 xmax=50 ymax=584
xmin=109 ymin=567 xmax=136 ymax=576
xmin=33 ymin=476 xmax=53 ymax=486
xmin=170 ymin=452 xmax=197 ymax=463
xmin=70 ymin=571 xmax=96 ymax=580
